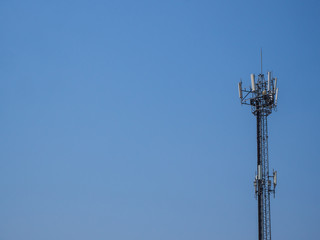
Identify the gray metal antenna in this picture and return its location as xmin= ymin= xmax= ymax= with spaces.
xmin=260 ymin=48 xmax=263 ymax=74
xmin=238 ymin=55 xmax=278 ymax=240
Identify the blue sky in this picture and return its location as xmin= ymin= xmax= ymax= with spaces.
xmin=0 ymin=0 xmax=320 ymax=239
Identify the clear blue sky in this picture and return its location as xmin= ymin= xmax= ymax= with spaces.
xmin=1 ymin=0 xmax=319 ymax=239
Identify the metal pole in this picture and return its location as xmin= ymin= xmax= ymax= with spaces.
xmin=257 ymin=110 xmax=263 ymax=240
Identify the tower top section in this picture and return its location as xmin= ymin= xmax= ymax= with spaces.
xmin=238 ymin=72 xmax=278 ymax=116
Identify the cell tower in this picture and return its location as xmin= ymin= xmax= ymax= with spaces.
xmin=238 ymin=57 xmax=278 ymax=240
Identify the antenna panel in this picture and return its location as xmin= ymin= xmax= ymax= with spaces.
xmin=251 ymin=74 xmax=256 ymax=91
xmin=268 ymin=72 xmax=271 ymax=91
xmin=238 ymin=82 xmax=242 ymax=98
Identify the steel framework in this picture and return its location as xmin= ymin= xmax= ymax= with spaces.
xmin=238 ymin=71 xmax=278 ymax=240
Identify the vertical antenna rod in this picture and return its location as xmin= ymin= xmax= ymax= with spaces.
xmin=238 ymin=54 xmax=278 ymax=240
xmin=260 ymin=48 xmax=263 ymax=74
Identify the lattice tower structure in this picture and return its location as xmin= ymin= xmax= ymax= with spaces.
xmin=238 ymin=72 xmax=278 ymax=240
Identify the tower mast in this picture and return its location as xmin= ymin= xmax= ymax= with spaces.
xmin=238 ymin=64 xmax=278 ymax=240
